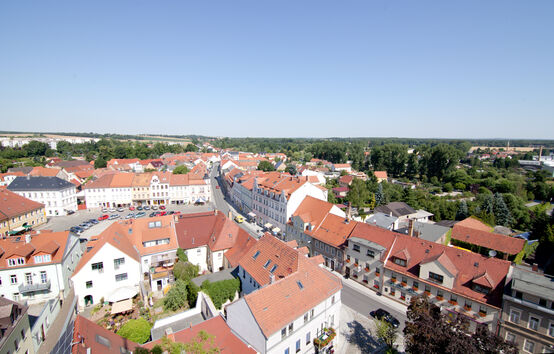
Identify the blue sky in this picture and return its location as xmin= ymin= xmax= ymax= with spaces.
xmin=1 ymin=1 xmax=553 ymax=139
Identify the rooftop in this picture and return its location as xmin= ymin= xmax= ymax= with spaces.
xmin=8 ymin=176 xmax=75 ymax=191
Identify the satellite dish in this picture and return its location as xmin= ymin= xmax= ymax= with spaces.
xmin=488 ymin=250 xmax=497 ymax=258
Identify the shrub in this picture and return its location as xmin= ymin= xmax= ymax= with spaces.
xmin=117 ymin=318 xmax=152 ymax=344
xmin=163 ymin=279 xmax=188 ymax=312
xmin=176 ymin=248 xmax=188 ymax=263
xmin=186 ymin=281 xmax=200 ymax=307
xmin=201 ymin=278 xmax=240 ymax=309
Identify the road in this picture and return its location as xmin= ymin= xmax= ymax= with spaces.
xmin=209 ymin=163 xmax=263 ymax=239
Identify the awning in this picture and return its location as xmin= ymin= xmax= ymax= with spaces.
xmin=107 ymin=286 xmax=138 ymax=303
xmin=272 ymin=227 xmax=281 ymax=234
xmin=195 ymin=197 xmax=206 ymax=204
xmin=8 ymin=226 xmax=25 ymax=234
xmin=111 ymin=299 xmax=133 ymax=315
xmin=264 ymin=223 xmax=273 ymax=229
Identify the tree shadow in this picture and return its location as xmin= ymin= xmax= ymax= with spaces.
xmin=342 ymin=319 xmax=384 ymax=353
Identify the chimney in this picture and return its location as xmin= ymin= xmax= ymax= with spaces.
xmin=408 ymin=219 xmax=414 ymax=237
xmin=269 ymin=274 xmax=275 ymax=284
xmin=25 ymin=234 xmax=31 ymax=244
xmin=165 ymin=328 xmax=175 ymax=342
xmin=228 ymin=211 xmax=233 ymax=220
xmin=346 ymin=202 xmax=352 ymax=220
xmin=26 ymin=174 xmax=30 ymax=180
xmin=532 ymin=263 xmax=539 ymax=272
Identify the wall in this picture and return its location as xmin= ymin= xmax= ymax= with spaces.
xmin=225 ymin=298 xmax=267 ymax=354
xmin=186 ymin=246 xmax=208 ymax=272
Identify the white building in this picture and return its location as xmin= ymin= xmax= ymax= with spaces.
xmin=0 ymin=231 xmax=82 ymax=305
xmin=227 ymin=235 xmax=342 ymax=354
xmin=8 ymin=176 xmax=77 ymax=216
xmin=252 ymin=174 xmax=327 ymax=236
xmin=72 ymin=222 xmax=141 ymax=308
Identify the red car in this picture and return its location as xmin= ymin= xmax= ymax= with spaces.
xmin=216 ymin=185 xmax=220 ymax=189
xmin=159 ymin=211 xmax=167 ymax=216
xmin=174 ymin=211 xmax=181 ymax=215
xmin=129 ymin=206 xmax=135 ymax=211
xmin=160 ymin=205 xmax=166 ymax=210
xmin=98 ymin=214 xmax=109 ymax=221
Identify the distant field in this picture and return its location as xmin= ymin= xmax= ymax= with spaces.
xmin=469 ymin=146 xmax=536 ymax=153
xmin=137 ymin=135 xmax=192 ymax=144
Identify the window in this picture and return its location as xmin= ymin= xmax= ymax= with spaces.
xmin=310 ymin=309 xmax=314 ymax=319
xmin=473 ymin=283 xmax=490 ymax=294
xmin=367 ymin=249 xmax=375 ymax=258
xmin=394 ymin=258 xmax=406 ymax=266
xmin=8 ymin=258 xmax=25 ymax=267
xmin=413 ymin=281 xmax=419 ymax=289
xmin=306 ymin=332 xmax=310 ymax=344
xmin=115 ymin=273 xmax=128 ymax=282
xmin=296 ymin=339 xmax=301 ymax=352
xmin=25 ymin=273 xmax=32 ymax=285
xmin=429 ymin=272 xmax=444 ymax=284
xmin=509 ymin=309 xmax=520 ymax=323
xmin=548 ymin=322 xmax=554 ymax=337
xmin=284 ymin=349 xmax=289 ymax=354
xmin=40 ymin=271 xmax=47 ymax=284
xmin=523 ymin=339 xmax=535 ymax=353
xmin=528 ymin=316 xmax=540 ymax=331
xmin=288 ymin=322 xmax=294 ymax=333
xmin=86 ymin=281 xmax=93 ymax=289
xmin=353 ymin=244 xmax=360 ymax=252
xmin=13 ymin=293 xmax=20 ymax=301
xmin=515 ymin=291 xmax=522 ymax=299
xmin=539 ymin=298 xmax=547 ymax=307
xmin=281 ymin=328 xmax=287 ymax=339
xmin=114 ymin=258 xmax=125 ymax=270
xmin=91 ymin=262 xmax=104 ymax=272
xmin=253 ymin=251 xmax=260 ymax=260
xmin=450 ymin=294 xmax=457 ymax=303
xmin=270 ymin=264 xmax=278 ymax=273
xmin=264 ymin=260 xmax=271 ymax=268
xmin=478 ymin=306 xmax=487 ymax=317
xmin=505 ymin=332 xmax=515 ymax=343
xmin=304 ymin=313 xmax=309 ymax=323
xmin=10 ymin=275 xmax=17 ymax=284
xmin=332 ymin=295 xmax=335 ymax=304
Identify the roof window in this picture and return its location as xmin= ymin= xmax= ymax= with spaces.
xmin=253 ymin=250 xmax=260 ymax=260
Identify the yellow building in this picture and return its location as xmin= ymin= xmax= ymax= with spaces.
xmin=0 ymin=189 xmax=46 ymax=237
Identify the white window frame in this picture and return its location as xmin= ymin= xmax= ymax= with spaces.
xmin=549 ymin=321 xmax=554 ymax=337
xmin=528 ymin=314 xmax=541 ymax=331
xmin=523 ymin=339 xmax=535 ymax=353
xmin=509 ymin=308 xmax=521 ymax=324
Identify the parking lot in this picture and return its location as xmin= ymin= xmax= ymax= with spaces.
xmin=36 ymin=203 xmax=215 ymax=240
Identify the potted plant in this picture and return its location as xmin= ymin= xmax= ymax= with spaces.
xmin=400 ymin=295 xmax=406 ymax=300
xmin=436 ymin=295 xmax=444 ymax=301
xmin=412 ymin=286 xmax=418 ymax=291
xmin=448 ymin=300 xmax=457 ymax=305
xmin=390 ymin=290 xmax=396 ymax=296
xmin=464 ymin=305 xmax=472 ymax=311
xmin=354 ymin=263 xmax=359 ymax=267
xmin=391 ymin=278 xmax=397 ymax=283
xmin=401 ymin=281 xmax=407 ymax=287
xmin=375 ymin=270 xmax=380 ymax=276
xmin=424 ymin=291 xmax=430 ymax=297
xmin=363 ymin=279 xmax=368 ymax=284
xmin=364 ymin=267 xmax=369 ymax=272
xmin=478 ymin=311 xmax=486 ymax=317
xmin=373 ymin=284 xmax=379 ymax=289
xmin=352 ymin=274 xmax=358 ymax=279
xmin=313 ymin=328 xmax=336 ymax=348
xmin=345 ymin=259 xmax=350 ymax=263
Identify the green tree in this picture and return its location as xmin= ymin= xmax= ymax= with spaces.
xmin=176 ymin=248 xmax=188 ymax=262
xmin=455 ymin=200 xmax=469 ymax=221
xmin=201 ymin=279 xmax=240 ymax=309
xmin=375 ymin=184 xmax=385 ymax=206
xmin=285 ymin=164 xmax=297 ymax=175
xmin=173 ymin=165 xmax=189 ymax=174
xmin=187 ymin=281 xmax=200 ymax=307
xmin=346 ymin=179 xmax=370 ymax=209
xmin=173 ymin=262 xmax=199 ymax=282
xmin=493 ymin=193 xmax=512 ymax=226
xmin=257 ymin=160 xmax=275 ymax=172
xmin=375 ymin=319 xmax=397 ymax=350
xmin=405 ymin=154 xmax=419 ymax=180
xmin=163 ymin=279 xmax=188 ymax=311
xmin=94 ymin=156 xmax=107 ymax=168
xmin=117 ymin=318 xmax=152 ymax=344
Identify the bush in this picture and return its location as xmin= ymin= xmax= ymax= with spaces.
xmin=176 ymin=248 xmax=188 ymax=263
xmin=117 ymin=318 xmax=152 ymax=344
xmin=187 ymin=281 xmax=200 ymax=307
xmin=173 ymin=262 xmax=199 ymax=282
xmin=163 ymin=279 xmax=188 ymax=312
xmin=201 ymin=278 xmax=240 ymax=309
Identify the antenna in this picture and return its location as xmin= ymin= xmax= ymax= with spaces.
xmin=488 ymin=250 xmax=497 ymax=258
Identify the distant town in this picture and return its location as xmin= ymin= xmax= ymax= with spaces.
xmin=0 ymin=133 xmax=553 ymax=354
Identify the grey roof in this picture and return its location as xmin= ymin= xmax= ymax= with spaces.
xmin=191 ymin=268 xmax=236 ymax=287
xmin=435 ymin=220 xmax=458 ymax=228
xmin=349 ymin=237 xmax=386 ymax=252
xmin=367 ymin=212 xmax=398 ymax=230
xmin=151 ymin=312 xmax=205 ymax=341
xmin=8 ymin=167 xmax=33 ymax=174
xmin=374 ymin=202 xmax=416 ymax=217
xmin=511 ymin=266 xmax=554 ymax=301
xmin=8 ymin=176 xmax=75 ymax=191
xmin=395 ymin=221 xmax=449 ymax=243
xmin=52 ymin=160 xmax=91 ymax=168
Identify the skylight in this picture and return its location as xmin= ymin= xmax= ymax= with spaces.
xmin=297 ymin=281 xmax=304 ymax=290
xmin=270 ymin=264 xmax=278 ymax=273
xmin=264 ymin=259 xmax=271 ymax=268
xmin=253 ymin=250 xmax=260 ymax=260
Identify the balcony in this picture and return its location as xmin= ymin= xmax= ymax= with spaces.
xmin=19 ymin=281 xmax=51 ymax=294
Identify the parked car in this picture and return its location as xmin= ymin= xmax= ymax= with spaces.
xmin=159 ymin=205 xmax=166 ymax=210
xmin=137 ymin=206 xmax=143 ymax=211
xmin=109 ymin=214 xmax=119 ymax=220
xmin=125 ymin=213 xmax=134 ymax=219
xmin=167 ymin=211 xmax=174 ymax=215
xmin=109 ymin=208 xmax=116 ymax=212
xmin=79 ymin=223 xmax=91 ymax=229
xmin=102 ymin=208 xmax=109 ymax=213
xmin=129 ymin=206 xmax=135 ymax=211
xmin=88 ymin=219 xmax=99 ymax=225
xmin=152 ymin=205 xmax=158 ymax=210
xmin=117 ymin=207 xmax=124 ymax=212
xmin=370 ymin=309 xmax=400 ymax=328
xmin=135 ymin=212 xmax=146 ymax=218
xmin=143 ymin=205 xmax=150 ymax=210
xmin=98 ymin=214 xmax=109 ymax=221
xmin=66 ymin=210 xmax=75 ymax=215
xmin=149 ymin=212 xmax=157 ymax=217
xmin=70 ymin=226 xmax=82 ymax=234
xmin=174 ymin=211 xmax=181 ymax=215
xmin=159 ymin=211 xmax=167 ymax=216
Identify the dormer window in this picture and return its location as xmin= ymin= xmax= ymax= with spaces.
xmin=473 ymin=284 xmax=490 ymax=294
xmin=8 ymin=258 xmax=25 ymax=267
xmin=429 ymin=272 xmax=444 ymax=284
xmin=263 ymin=260 xmax=271 ymax=268
xmin=393 ymin=258 xmax=406 ymax=267
xmin=253 ymin=251 xmax=261 ymax=260
xmin=34 ymin=254 xmax=51 ymax=263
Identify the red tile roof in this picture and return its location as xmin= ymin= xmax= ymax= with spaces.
xmin=455 ymin=217 xmax=492 ymax=232
xmin=385 ymin=234 xmax=511 ymax=308
xmin=143 ymin=315 xmax=255 ymax=353
xmin=305 ymin=214 xmax=356 ymax=248
xmin=72 ymin=315 xmax=140 ymax=354
xmin=243 ymin=249 xmax=342 ymax=338
xmin=238 ymin=234 xmax=299 ymax=286
xmin=30 ymin=166 xmax=61 ymax=177
xmin=292 ymin=196 xmax=336 ymax=228
xmin=349 ymin=222 xmax=397 ymax=256
xmin=0 ymin=188 xmax=44 ymax=220
xmin=374 ymin=171 xmax=388 ymax=179
xmin=451 ymin=224 xmax=525 ymax=256
xmin=0 ymin=231 xmax=71 ymax=270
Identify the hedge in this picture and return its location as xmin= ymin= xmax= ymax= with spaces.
xmin=201 ymin=278 xmax=240 ymax=309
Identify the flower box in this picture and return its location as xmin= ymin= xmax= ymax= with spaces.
xmin=400 ymin=296 xmax=406 ymax=300
xmin=390 ymin=291 xmax=396 ymax=296
xmin=375 ymin=271 xmax=380 ymax=276
xmin=412 ymin=286 xmax=418 ymax=291
xmin=345 ymin=259 xmax=350 ymax=263
xmin=478 ymin=312 xmax=486 ymax=317
xmin=352 ymin=274 xmax=358 ymax=279
xmin=373 ymin=284 xmax=379 ymax=289
xmin=364 ymin=267 xmax=369 ymax=272
xmin=448 ymin=300 xmax=457 ymax=306
xmin=464 ymin=306 xmax=472 ymax=312
xmin=436 ymin=296 xmax=443 ymax=301
xmin=424 ymin=291 xmax=430 ymax=297
xmin=391 ymin=278 xmax=397 ymax=283
xmin=313 ymin=328 xmax=336 ymax=348
xmin=362 ymin=279 xmax=368 ymax=284
xmin=354 ymin=263 xmax=359 ymax=267
xmin=401 ymin=282 xmax=407 ymax=287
